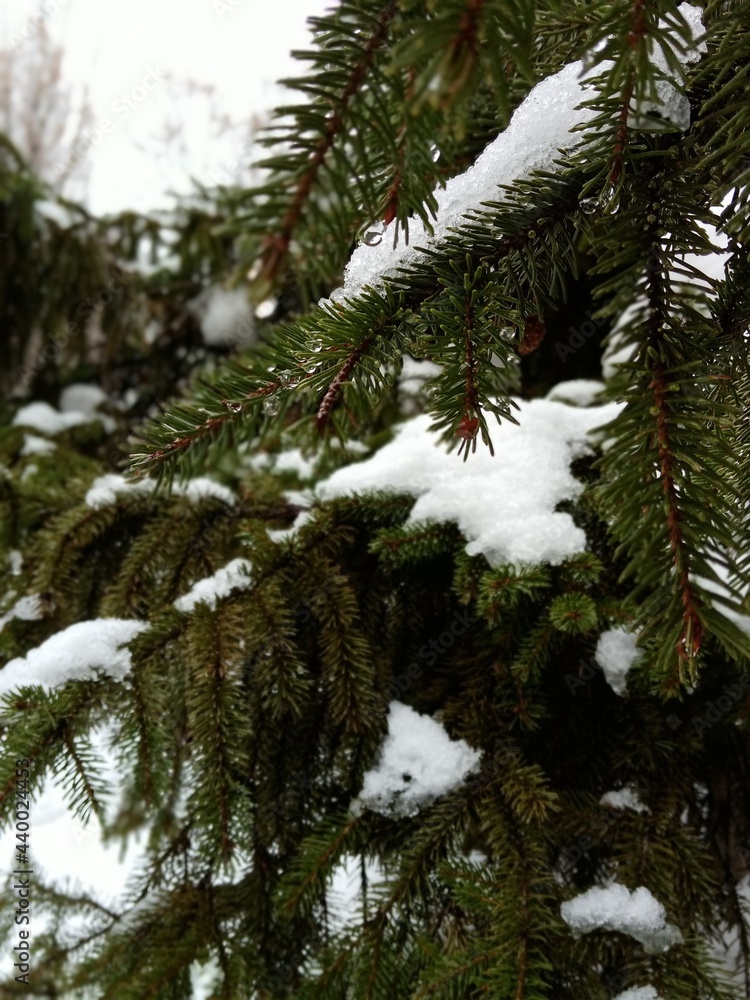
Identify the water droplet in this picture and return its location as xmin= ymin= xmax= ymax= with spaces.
xmin=278 ymin=370 xmax=294 ymax=387
xmin=363 ymin=221 xmax=386 ymax=247
xmin=579 ymin=196 xmax=598 ymax=215
xmin=599 ymin=184 xmax=620 ymax=215
xmin=310 ymin=338 xmax=323 ymax=353
xmin=263 ymin=395 xmax=281 ymax=416
xmin=430 ymin=144 xmax=441 ymax=162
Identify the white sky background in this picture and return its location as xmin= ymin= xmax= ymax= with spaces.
xmin=1 ymin=0 xmax=333 ymax=214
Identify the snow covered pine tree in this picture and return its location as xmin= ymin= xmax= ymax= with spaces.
xmin=2 ymin=0 xmax=750 ymax=996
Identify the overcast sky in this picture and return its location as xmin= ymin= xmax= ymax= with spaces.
xmin=2 ymin=0 xmax=333 ymax=213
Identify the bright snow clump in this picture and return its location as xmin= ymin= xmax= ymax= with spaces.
xmin=317 ymin=397 xmax=621 ymax=568
xmin=546 ymin=380 xmax=605 ymax=406
xmin=12 ymin=401 xmax=94 ymax=435
xmin=59 ymin=383 xmax=108 ymax=415
xmin=352 ymin=702 xmax=481 ymax=818
xmin=329 ymin=4 xmax=704 ymax=306
xmin=20 ymin=434 xmax=56 ymax=456
xmin=84 ymin=474 xmax=234 ymax=509
xmin=191 ymin=284 xmax=254 ymax=347
xmin=560 ymin=882 xmax=682 ymax=953
xmin=0 ymin=594 xmax=43 ymax=633
xmin=595 ymin=628 xmax=640 ymax=695
xmin=600 ymin=785 xmax=650 ymax=814
xmin=0 ymin=619 xmax=148 ymax=697
xmin=174 ymin=558 xmax=253 ymax=612
xmin=613 ymin=988 xmax=662 ymax=1000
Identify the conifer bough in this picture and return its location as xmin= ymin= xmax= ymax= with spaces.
xmin=2 ymin=0 xmax=750 ymax=996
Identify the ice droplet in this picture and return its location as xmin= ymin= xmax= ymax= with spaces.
xmin=263 ymin=395 xmax=281 ymax=416
xmin=579 ymin=196 xmax=598 ymax=215
xmin=363 ymin=222 xmax=386 ymax=247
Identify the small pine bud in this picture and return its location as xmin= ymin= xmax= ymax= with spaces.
xmin=518 ymin=315 xmax=546 ymax=355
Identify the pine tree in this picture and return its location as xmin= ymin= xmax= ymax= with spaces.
xmin=2 ymin=0 xmax=750 ymax=997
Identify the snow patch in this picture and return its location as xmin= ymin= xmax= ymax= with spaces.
xmin=0 ymin=619 xmax=148 ymax=697
xmin=317 ymin=398 xmax=621 ymax=568
xmin=59 ymin=383 xmax=108 ymax=415
xmin=546 ymin=380 xmax=605 ymax=407
xmin=329 ymin=5 xmax=704 ymax=306
xmin=561 ymin=882 xmax=682 ymax=953
xmin=600 ymin=785 xmax=649 ymax=814
xmin=352 ymin=702 xmax=481 ymax=818
xmin=614 ymin=988 xmax=661 ymax=1000
xmin=174 ymin=558 xmax=253 ymax=612
xmin=191 ymin=285 xmax=254 ymax=347
xmin=12 ymin=402 xmax=94 ymax=435
xmin=0 ymin=594 xmax=43 ymax=633
xmin=84 ymin=474 xmax=235 ymax=509
xmin=20 ymin=434 xmax=56 ymax=456
xmin=595 ymin=628 xmax=640 ymax=695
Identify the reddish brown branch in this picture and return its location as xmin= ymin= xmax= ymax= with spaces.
xmin=650 ymin=363 xmax=702 ymax=660
xmin=610 ymin=0 xmax=647 ymax=183
xmin=316 ymin=334 xmax=376 ymax=431
xmin=261 ymin=2 xmax=399 ymax=283
xmin=645 ymin=240 xmax=701 ymax=664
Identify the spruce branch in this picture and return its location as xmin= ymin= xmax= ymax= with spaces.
xmin=258 ymin=0 xmax=399 ymax=286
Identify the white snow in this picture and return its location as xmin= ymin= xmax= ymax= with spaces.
xmin=274 ymin=448 xmax=317 ymax=480
xmin=614 ymin=988 xmax=661 ymax=1000
xmin=330 ymin=5 xmax=705 ymax=306
xmin=399 ymin=356 xmax=443 ymax=399
xmin=174 ymin=558 xmax=253 ymax=612
xmin=352 ymin=702 xmax=481 ymax=818
xmin=636 ymin=3 xmax=706 ymax=130
xmin=36 ymin=199 xmax=76 ymax=227
xmin=176 ymin=477 xmax=236 ymax=505
xmin=560 ymin=882 xmax=682 ymax=953
xmin=190 ymin=284 xmax=255 ymax=347
xmin=328 ymin=854 xmax=384 ymax=931
xmin=9 ymin=550 xmax=23 ymax=576
xmin=600 ymin=785 xmax=650 ymax=814
xmin=0 ymin=725 xmax=148 ymax=931
xmin=20 ymin=434 xmax=56 ymax=457
xmin=546 ymin=380 xmax=605 ymax=407
xmin=595 ymin=628 xmax=640 ymax=695
xmin=0 ymin=594 xmax=43 ymax=633
xmin=85 ymin=474 xmax=235 ymax=509
xmin=317 ymin=398 xmax=622 ymax=568
xmin=0 ymin=619 xmax=149 ymax=698
xmin=266 ymin=510 xmax=314 ymax=544
xmin=84 ymin=473 xmax=154 ymax=508
xmin=12 ymin=402 xmax=94 ymax=435
xmin=59 ymin=383 xmax=108 ymax=415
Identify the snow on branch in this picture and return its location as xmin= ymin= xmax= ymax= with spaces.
xmin=329 ymin=4 xmax=705 ymax=307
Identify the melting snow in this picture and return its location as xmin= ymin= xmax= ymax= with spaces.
xmin=352 ymin=702 xmax=481 ymax=818
xmin=317 ymin=397 xmax=621 ymax=568
xmin=0 ymin=619 xmax=148 ymax=697
xmin=561 ymin=882 xmax=682 ymax=953
xmin=595 ymin=628 xmax=640 ymax=695
xmin=174 ymin=558 xmax=253 ymax=612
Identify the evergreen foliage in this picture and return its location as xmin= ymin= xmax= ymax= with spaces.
xmin=2 ymin=0 xmax=750 ymax=996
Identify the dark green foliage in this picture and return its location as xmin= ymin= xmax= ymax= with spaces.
xmin=2 ymin=0 xmax=750 ymax=997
